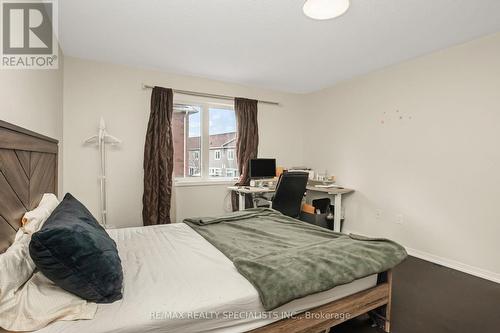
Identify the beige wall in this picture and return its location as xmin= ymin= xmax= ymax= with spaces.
xmin=62 ymin=32 xmax=500 ymax=281
xmin=1 ymin=21 xmax=498 ymax=283
xmin=62 ymin=57 xmax=306 ymax=227
xmin=0 ymin=55 xmax=64 ymax=194
xmin=303 ymin=32 xmax=500 ymax=281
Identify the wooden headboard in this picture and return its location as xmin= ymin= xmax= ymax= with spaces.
xmin=0 ymin=120 xmax=58 ymax=253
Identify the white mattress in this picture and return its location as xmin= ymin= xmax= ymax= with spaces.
xmin=37 ymin=223 xmax=377 ymax=333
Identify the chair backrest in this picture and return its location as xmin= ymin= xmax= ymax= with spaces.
xmin=272 ymin=171 xmax=309 ymax=218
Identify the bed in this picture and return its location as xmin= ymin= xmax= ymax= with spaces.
xmin=0 ymin=120 xmax=395 ymax=333
xmin=35 ymin=223 xmax=379 ymax=333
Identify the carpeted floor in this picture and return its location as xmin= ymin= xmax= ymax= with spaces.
xmin=331 ymin=256 xmax=500 ymax=333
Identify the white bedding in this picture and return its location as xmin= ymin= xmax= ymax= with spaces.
xmin=1 ymin=194 xmax=97 ymax=332
xmin=38 ymin=223 xmax=377 ymax=333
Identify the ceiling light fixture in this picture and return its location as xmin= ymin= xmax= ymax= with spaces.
xmin=303 ymin=0 xmax=350 ymax=20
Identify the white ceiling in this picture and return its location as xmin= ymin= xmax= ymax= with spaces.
xmin=60 ymin=0 xmax=500 ymax=93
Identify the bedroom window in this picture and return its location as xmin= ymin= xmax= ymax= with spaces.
xmin=173 ymin=101 xmax=238 ymax=182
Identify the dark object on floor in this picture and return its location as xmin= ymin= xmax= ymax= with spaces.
xmin=331 ymin=256 xmax=500 ymax=333
xmin=312 ymin=198 xmax=331 ymax=214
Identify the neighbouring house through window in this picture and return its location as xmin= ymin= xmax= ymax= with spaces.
xmin=172 ymin=101 xmax=239 ymax=180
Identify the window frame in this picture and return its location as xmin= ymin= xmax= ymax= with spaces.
xmin=227 ymin=149 xmax=234 ymax=161
xmin=214 ymin=150 xmax=221 ymax=160
xmin=174 ymin=98 xmax=239 ymax=185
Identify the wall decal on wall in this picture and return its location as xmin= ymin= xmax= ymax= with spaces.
xmin=379 ymin=109 xmax=413 ymax=125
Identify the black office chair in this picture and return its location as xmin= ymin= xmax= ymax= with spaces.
xmin=254 ymin=171 xmax=309 ymax=218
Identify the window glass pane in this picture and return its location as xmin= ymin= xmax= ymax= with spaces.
xmin=172 ymin=104 xmax=202 ymax=178
xmin=208 ymin=107 xmax=238 ymax=178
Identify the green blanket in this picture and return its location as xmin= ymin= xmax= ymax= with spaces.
xmin=184 ymin=208 xmax=407 ymax=310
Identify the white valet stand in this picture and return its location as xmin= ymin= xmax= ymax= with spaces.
xmin=84 ymin=117 xmax=121 ymax=228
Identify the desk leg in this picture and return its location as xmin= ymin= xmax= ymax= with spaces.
xmin=239 ymin=192 xmax=246 ymax=211
xmin=333 ymin=194 xmax=342 ymax=232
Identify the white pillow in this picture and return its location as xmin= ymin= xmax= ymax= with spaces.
xmin=0 ymin=271 xmax=97 ymax=331
xmin=21 ymin=193 xmax=60 ymax=235
xmin=0 ymin=230 xmax=35 ymax=300
xmin=0 ymin=194 xmax=59 ymax=301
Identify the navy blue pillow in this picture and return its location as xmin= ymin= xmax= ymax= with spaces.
xmin=30 ymin=193 xmax=123 ymax=303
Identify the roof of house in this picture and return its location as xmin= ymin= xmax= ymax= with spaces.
xmin=187 ymin=132 xmax=236 ymax=151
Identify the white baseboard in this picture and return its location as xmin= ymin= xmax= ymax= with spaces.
xmin=405 ymin=247 xmax=500 ymax=284
xmin=345 ymin=229 xmax=500 ymax=284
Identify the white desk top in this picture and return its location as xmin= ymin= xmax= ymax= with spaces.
xmin=227 ymin=186 xmax=274 ymax=194
xmin=228 ymin=185 xmax=354 ymax=195
xmin=305 ymin=186 xmax=354 ymax=195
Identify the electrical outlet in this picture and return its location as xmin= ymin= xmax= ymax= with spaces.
xmin=396 ymin=214 xmax=404 ymax=225
xmin=375 ymin=209 xmax=382 ymax=221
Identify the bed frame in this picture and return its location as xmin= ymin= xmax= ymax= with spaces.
xmin=0 ymin=120 xmax=58 ymax=253
xmin=0 ymin=120 xmax=392 ymax=332
xmin=250 ymin=271 xmax=392 ymax=333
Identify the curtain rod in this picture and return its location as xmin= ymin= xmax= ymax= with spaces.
xmin=142 ymin=84 xmax=280 ymax=106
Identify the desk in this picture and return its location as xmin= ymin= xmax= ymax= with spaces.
xmin=305 ymin=186 xmax=355 ymax=232
xmin=228 ymin=185 xmax=354 ymax=233
xmin=227 ymin=186 xmax=274 ymax=213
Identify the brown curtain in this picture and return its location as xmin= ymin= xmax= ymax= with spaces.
xmin=143 ymin=87 xmax=174 ymax=225
xmin=231 ymin=98 xmax=259 ymax=211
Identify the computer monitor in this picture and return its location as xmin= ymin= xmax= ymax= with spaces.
xmin=249 ymin=158 xmax=276 ymax=179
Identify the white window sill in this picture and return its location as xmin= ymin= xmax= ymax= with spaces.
xmin=174 ymin=178 xmax=237 ymax=187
